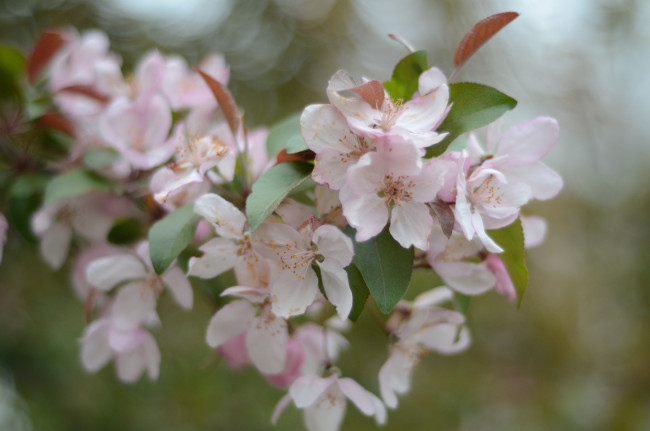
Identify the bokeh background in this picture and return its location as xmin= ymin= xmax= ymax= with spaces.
xmin=1 ymin=0 xmax=649 ymax=430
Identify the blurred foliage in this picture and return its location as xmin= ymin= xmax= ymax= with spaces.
xmin=1 ymin=0 xmax=650 ymax=430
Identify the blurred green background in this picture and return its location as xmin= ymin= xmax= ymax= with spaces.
xmin=1 ymin=0 xmax=650 ymax=430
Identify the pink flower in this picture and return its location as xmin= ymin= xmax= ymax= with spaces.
xmin=467 ymin=116 xmax=563 ymax=201
xmin=379 ymin=287 xmax=470 ymax=408
xmin=206 ymin=299 xmax=288 ymax=374
xmin=99 ymin=92 xmax=174 ymax=170
xmin=253 ymin=222 xmax=354 ymax=319
xmin=327 ymin=67 xmax=449 ymax=148
xmin=273 ymin=374 xmax=386 ymax=431
xmin=0 ymin=213 xmax=7 ymax=265
xmin=341 ymin=144 xmax=447 ymax=249
xmin=453 ymin=150 xmax=531 ymax=253
xmin=80 ymin=317 xmax=160 ymax=383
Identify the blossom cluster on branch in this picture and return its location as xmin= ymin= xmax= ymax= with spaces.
xmin=0 ymin=12 xmax=562 ymax=431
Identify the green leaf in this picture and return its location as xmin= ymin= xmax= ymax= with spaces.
xmin=9 ymin=173 xmax=49 ymax=198
xmin=83 ymin=148 xmax=120 ymax=170
xmin=489 ymin=217 xmax=527 ymax=306
xmin=454 ymin=293 xmax=471 ymax=316
xmin=266 ymin=112 xmax=302 ymax=158
xmin=383 ymin=50 xmax=428 ymax=102
xmin=426 ymin=82 xmax=517 ymax=157
xmin=245 ymin=162 xmax=313 ymax=232
xmin=43 ymin=169 xmax=121 ymax=205
xmin=346 ymin=227 xmax=414 ymax=314
xmin=0 ymin=45 xmax=26 ymax=99
xmin=108 ymin=217 xmax=144 ymax=245
xmin=148 ymin=204 xmax=200 ymax=275
xmin=346 ymin=264 xmax=370 ymax=321
xmin=286 ymin=135 xmax=308 ymax=154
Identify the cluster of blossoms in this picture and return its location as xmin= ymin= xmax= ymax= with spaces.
xmin=0 ymin=13 xmax=562 ymax=431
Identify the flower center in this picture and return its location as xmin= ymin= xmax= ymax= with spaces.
xmin=470 ymin=175 xmax=504 ymax=208
xmin=376 ymin=99 xmax=405 ymax=131
xmin=379 ymin=174 xmax=414 ymax=207
xmin=273 ymin=242 xmax=319 ymax=280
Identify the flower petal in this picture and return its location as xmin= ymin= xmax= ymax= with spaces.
xmin=318 ymin=262 xmax=352 ymax=320
xmin=86 ymin=254 xmax=147 ymax=292
xmin=205 ymin=300 xmax=256 ymax=348
xmin=390 ymin=203 xmax=432 ymax=250
xmin=246 ymin=306 xmax=288 ymax=374
xmin=161 ymin=266 xmax=193 ymax=309
xmin=194 ymin=193 xmax=246 ymax=239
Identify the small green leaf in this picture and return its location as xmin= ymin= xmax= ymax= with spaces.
xmin=454 ymin=293 xmax=471 ymax=316
xmin=43 ymin=169 xmax=121 ymax=205
xmin=346 ymin=264 xmax=370 ymax=321
xmin=346 ymin=227 xmax=414 ymax=314
xmin=383 ymin=50 xmax=428 ymax=102
xmin=286 ymin=135 xmax=308 ymax=154
xmin=83 ymin=148 xmax=120 ymax=170
xmin=108 ymin=217 xmax=144 ymax=245
xmin=266 ymin=112 xmax=302 ymax=158
xmin=489 ymin=217 xmax=527 ymax=306
xmin=245 ymin=162 xmax=313 ymax=232
xmin=10 ymin=173 xmax=49 ymax=198
xmin=427 ymin=82 xmax=517 ymax=157
xmin=148 ymin=204 xmax=200 ymax=274
xmin=0 ymin=45 xmax=26 ymax=99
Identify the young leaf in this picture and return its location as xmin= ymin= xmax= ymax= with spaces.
xmin=245 ymin=162 xmax=313 ymax=232
xmin=57 ymin=85 xmax=110 ymax=104
xmin=346 ymin=264 xmax=370 ymax=321
xmin=426 ymin=82 xmax=517 ymax=157
xmin=348 ymin=80 xmax=385 ymax=109
xmin=266 ymin=111 xmax=302 ymax=157
xmin=195 ymin=67 xmax=240 ymax=135
xmin=453 ymin=12 xmax=519 ymax=71
xmin=488 ymin=217 xmax=527 ymax=306
xmin=148 ymin=204 xmax=200 ymax=274
xmin=346 ymin=227 xmax=414 ymax=314
xmin=43 ymin=169 xmax=120 ymax=205
xmin=383 ymin=50 xmax=428 ymax=102
xmin=27 ymin=30 xmax=65 ymax=83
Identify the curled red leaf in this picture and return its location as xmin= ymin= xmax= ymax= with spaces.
xmin=57 ymin=85 xmax=110 ymax=104
xmin=27 ymin=30 xmax=65 ymax=84
xmin=39 ymin=111 xmax=75 ymax=136
xmin=347 ymin=80 xmax=385 ymax=109
xmin=276 ymin=148 xmax=315 ymax=164
xmin=194 ymin=67 xmax=240 ymax=135
xmin=453 ymin=12 xmax=519 ymax=70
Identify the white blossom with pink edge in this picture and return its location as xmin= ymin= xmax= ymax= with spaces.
xmin=49 ymin=29 xmax=126 ymax=118
xmin=99 ymin=91 xmax=174 ymax=171
xmin=188 ymin=193 xmax=268 ymax=287
xmin=379 ymin=287 xmax=470 ymax=408
xmin=272 ymin=374 xmax=386 ymax=431
xmin=426 ymin=219 xmax=497 ymax=296
xmin=467 ymin=116 xmax=563 ymax=201
xmin=301 ymin=103 xmax=373 ymax=190
xmin=85 ymin=241 xmax=192 ymax=330
xmin=326 ymin=67 xmax=449 ymax=148
xmin=31 ymin=193 xmax=134 ymax=270
xmin=80 ymin=316 xmax=160 ymax=383
xmin=341 ymin=143 xmax=447 ymax=249
xmin=253 ymin=222 xmax=354 ymax=319
xmin=206 ymin=294 xmax=288 ymax=375
xmin=453 ymin=150 xmax=531 ymax=253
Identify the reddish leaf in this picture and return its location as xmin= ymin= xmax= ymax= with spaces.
xmin=57 ymin=85 xmax=110 ymax=104
xmin=348 ymin=80 xmax=385 ymax=109
xmin=194 ymin=67 xmax=240 ymax=135
xmin=453 ymin=12 xmax=519 ymax=70
xmin=27 ymin=30 xmax=65 ymax=83
xmin=39 ymin=111 xmax=75 ymax=136
xmin=429 ymin=200 xmax=455 ymax=238
xmin=276 ymin=148 xmax=315 ymax=164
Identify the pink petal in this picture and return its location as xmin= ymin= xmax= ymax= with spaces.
xmin=312 ymin=225 xmax=353 ymax=268
xmin=340 ymin=187 xmax=388 ymax=242
xmin=187 ymin=237 xmax=239 ymax=279
xmin=338 ymin=377 xmax=386 ymax=424
xmin=194 ymin=193 xmax=246 ymax=239
xmin=301 ymin=104 xmax=357 ymax=154
xmin=111 ymin=282 xmax=157 ymax=330
xmin=390 ymin=203 xmax=432 ymax=250
xmin=205 ymin=300 xmax=255 ymax=348
xmin=521 ymin=215 xmax=547 ymax=248
xmin=161 ymin=266 xmax=193 ymax=309
xmin=270 ymin=269 xmax=319 ymax=319
xmin=497 ymin=116 xmax=559 ymax=166
xmin=290 ymin=375 xmax=336 ymax=408
xmin=246 ymin=307 xmax=288 ymax=374
xmin=85 ymin=254 xmax=147 ymax=292
xmin=80 ymin=320 xmax=111 ymax=372
xmin=317 ymin=262 xmax=352 ymax=319
xmin=433 ymin=261 xmax=496 ymax=295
